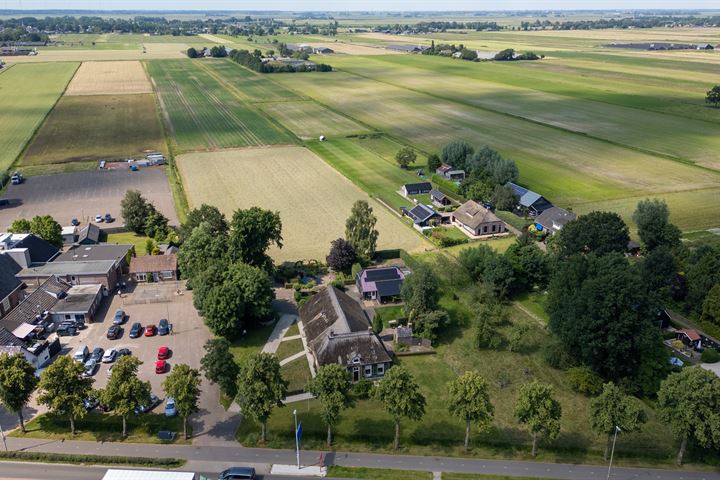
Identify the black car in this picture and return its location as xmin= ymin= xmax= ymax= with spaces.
xmin=218 ymin=467 xmax=256 ymax=480
xmin=89 ymin=347 xmax=104 ymax=362
xmin=117 ymin=348 xmax=132 ymax=358
xmin=83 ymin=396 xmax=99 ymax=411
xmin=107 ymin=325 xmax=121 ymax=340
xmin=129 ymin=322 xmax=143 ymax=338
xmin=158 ymin=318 xmax=169 ymax=336
xmin=56 ymin=325 xmax=76 ymax=337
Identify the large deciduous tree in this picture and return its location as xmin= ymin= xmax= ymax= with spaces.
xmin=657 ymin=368 xmax=720 ymax=465
xmin=686 ymin=245 xmax=720 ymax=312
xmin=181 ymin=204 xmax=229 ymax=239
xmin=401 ymin=264 xmax=440 ymax=321
xmin=427 ymin=153 xmax=441 ymax=173
xmin=706 ymin=85 xmax=720 ymax=107
xmin=514 ymin=381 xmax=562 ymax=457
xmin=121 ymin=190 xmax=151 ymax=234
xmin=395 ymin=147 xmax=417 ymax=169
xmin=0 ymin=353 xmax=38 ymax=433
xmin=326 ymin=238 xmax=357 ymax=273
xmin=178 ymin=222 xmax=229 ymax=281
xmin=556 ymin=211 xmax=629 ymax=258
xmin=701 ymin=284 xmax=720 ymax=327
xmin=236 ymin=353 xmax=287 ymax=443
xmin=29 ymin=215 xmax=63 ymax=248
xmin=447 ymin=371 xmax=494 ymax=452
xmin=306 ymin=364 xmax=353 ymax=446
xmin=100 ymin=356 xmax=151 ymax=437
xmin=375 ymin=366 xmax=426 ymax=449
xmin=458 ymin=243 xmax=516 ymax=299
xmin=441 ymin=140 xmax=474 ymax=171
xmin=8 ymin=218 xmax=31 ymax=233
xmin=345 ymin=200 xmax=379 ymax=262
xmin=37 ymin=356 xmax=93 ymax=435
xmin=590 ymin=382 xmax=646 ymax=460
xmin=228 ymin=207 xmax=283 ymax=271
xmin=162 ymin=364 xmax=202 ymax=440
xmin=632 ymin=199 xmax=681 ymax=251
xmin=201 ymin=338 xmax=240 ymax=400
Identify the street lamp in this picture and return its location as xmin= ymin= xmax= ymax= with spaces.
xmin=606 ymin=425 xmax=621 ymax=480
xmin=293 ymin=409 xmax=300 ymax=469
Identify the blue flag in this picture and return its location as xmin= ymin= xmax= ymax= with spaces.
xmin=296 ymin=422 xmax=303 ymax=442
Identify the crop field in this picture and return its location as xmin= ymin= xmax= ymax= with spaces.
xmin=176 ymin=146 xmax=430 ymax=262
xmin=148 ymin=59 xmax=295 ymax=151
xmin=0 ymin=62 xmax=78 ymax=173
xmin=21 ymin=94 xmax=165 ymax=165
xmin=198 ymin=59 xmax=301 ymax=102
xmin=259 ymin=101 xmax=371 ymax=139
xmin=65 ymin=61 xmax=152 ymax=96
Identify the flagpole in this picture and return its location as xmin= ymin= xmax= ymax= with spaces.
xmin=294 ymin=409 xmax=300 ymax=469
xmin=606 ymin=425 xmax=620 ymax=480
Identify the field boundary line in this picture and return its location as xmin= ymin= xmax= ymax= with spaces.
xmin=335 ymin=65 xmax=720 ymax=177
xmin=570 ymin=184 xmax=720 ymax=208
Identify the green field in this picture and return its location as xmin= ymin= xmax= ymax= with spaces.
xmin=147 ymin=59 xmax=295 ymax=151
xmin=22 ymin=94 xmax=165 ymax=164
xmin=0 ymin=63 xmax=78 ymax=172
xmin=260 ymin=101 xmax=371 ymax=139
xmin=199 ymin=59 xmax=301 ymax=102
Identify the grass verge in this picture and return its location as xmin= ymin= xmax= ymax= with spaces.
xmin=275 ymin=338 xmax=304 ymax=361
xmin=281 ymin=355 xmax=312 ymax=395
xmin=0 ymin=450 xmax=185 ymax=468
xmin=327 ymin=466 xmax=432 ymax=479
xmin=106 ymin=231 xmax=151 ymax=255
xmin=443 ymin=475 xmax=564 ymax=480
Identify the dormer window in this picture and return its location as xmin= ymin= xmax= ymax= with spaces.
xmin=352 ymin=356 xmax=360 ymax=364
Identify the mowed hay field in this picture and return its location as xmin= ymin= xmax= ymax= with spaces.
xmin=148 ymin=59 xmax=295 ymax=152
xmin=259 ymin=101 xmax=371 ymax=139
xmin=0 ymin=63 xmax=78 ymax=172
xmin=21 ymin=94 xmax=165 ymax=164
xmin=65 ymin=61 xmax=152 ymax=96
xmin=176 ymin=146 xmax=430 ymax=262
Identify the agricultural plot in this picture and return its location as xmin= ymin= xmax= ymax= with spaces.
xmin=3 ymin=46 xmax=187 ymax=63
xmin=148 ymin=59 xmax=295 ymax=151
xmin=199 ymin=59 xmax=301 ymax=102
xmin=0 ymin=62 xmax=78 ymax=173
xmin=176 ymin=146 xmax=430 ymax=262
xmin=259 ymin=101 xmax=371 ymax=139
xmin=21 ymin=94 xmax=165 ymax=165
xmin=65 ymin=61 xmax=152 ymax=96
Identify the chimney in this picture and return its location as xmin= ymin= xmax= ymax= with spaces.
xmin=329 ymin=330 xmax=334 ymax=339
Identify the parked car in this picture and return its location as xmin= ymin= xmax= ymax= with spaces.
xmin=73 ymin=345 xmax=89 ymax=362
xmin=155 ymin=360 xmax=167 ymax=374
xmin=89 ymin=347 xmax=104 ymax=362
xmin=83 ymin=359 xmax=97 ymax=377
xmin=157 ymin=346 xmax=170 ymax=360
xmin=94 ymin=214 xmax=104 ymax=223
xmin=158 ymin=318 xmax=169 ymax=336
xmin=117 ymin=348 xmax=132 ymax=358
xmin=145 ymin=324 xmax=157 ymax=337
xmin=135 ymin=393 xmax=160 ymax=414
xmin=164 ymin=397 xmax=176 ymax=417
xmin=60 ymin=318 xmax=84 ymax=330
xmin=218 ymin=467 xmax=256 ymax=480
xmin=71 ymin=218 xmax=80 ymax=226
xmin=102 ymin=348 xmax=117 ymax=363
xmin=83 ymin=396 xmax=99 ymax=411
xmin=57 ymin=325 xmax=77 ymax=337
xmin=113 ymin=309 xmax=126 ymax=325
xmin=107 ymin=324 xmax=121 ymax=340
xmin=129 ymin=322 xmax=143 ymax=338
xmin=10 ymin=172 xmax=23 ymax=185
xmin=104 ymin=213 xmax=113 ymax=223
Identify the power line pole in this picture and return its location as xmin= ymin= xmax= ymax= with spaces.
xmin=606 ymin=425 xmax=621 ymax=480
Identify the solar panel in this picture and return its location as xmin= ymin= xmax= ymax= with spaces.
xmin=365 ymin=268 xmax=401 ymax=282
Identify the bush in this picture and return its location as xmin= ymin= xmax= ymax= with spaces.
xmin=0 ymin=450 xmax=184 ymax=468
xmin=701 ymin=348 xmax=720 ymax=363
xmin=566 ymin=366 xmax=604 ymax=395
xmin=543 ymin=339 xmax=577 ymax=370
xmin=351 ymin=378 xmax=373 ymax=399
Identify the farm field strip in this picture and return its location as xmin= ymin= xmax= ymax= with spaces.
xmin=198 ymin=59 xmax=302 ymax=102
xmin=259 ymin=101 xmax=372 ymax=139
xmin=0 ymin=62 xmax=79 ymax=173
xmin=65 ymin=61 xmax=153 ymax=96
xmin=329 ymin=54 xmax=720 ymax=169
xmin=147 ymin=59 xmax=295 ymax=151
xmin=176 ymin=146 xmax=430 ymax=262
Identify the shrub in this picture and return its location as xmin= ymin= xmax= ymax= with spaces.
xmin=372 ymin=314 xmax=383 ymax=334
xmin=351 ymin=378 xmax=373 ymax=399
xmin=566 ymin=366 xmax=604 ymax=395
xmin=543 ymin=340 xmax=577 ymax=370
xmin=0 ymin=450 xmax=184 ymax=468
xmin=701 ymin=348 xmax=720 ymax=363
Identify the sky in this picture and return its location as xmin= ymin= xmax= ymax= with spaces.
xmin=2 ymin=1 xmax=719 ymax=11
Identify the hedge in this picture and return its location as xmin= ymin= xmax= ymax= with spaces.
xmin=0 ymin=450 xmax=185 ymax=468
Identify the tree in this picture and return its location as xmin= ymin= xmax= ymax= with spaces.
xmin=0 ymin=353 xmax=38 ymax=433
xmin=447 ymin=371 xmax=494 ymax=452
xmin=706 ymin=85 xmax=720 ymax=107
xmin=29 ymin=215 xmax=62 ymax=248
xmin=686 ymin=245 xmax=720 ymax=311
xmin=8 ymin=218 xmax=31 ymax=233
xmin=375 ymin=366 xmax=426 ymax=449
xmin=556 ymin=211 xmax=629 ymax=258
xmin=345 ymin=200 xmax=379 ymax=262
xmin=494 ymin=48 xmax=515 ymax=61
xmin=514 ymin=381 xmax=562 ymax=457
xmin=177 ymin=222 xmax=228 ymax=281
xmin=306 ymin=364 xmax=353 ymax=446
xmin=590 ymin=382 xmax=646 ymax=460
xmin=427 ymin=153 xmax=441 ymax=172
xmin=143 ymin=206 xmax=169 ymax=240
xmin=458 ymin=244 xmax=515 ymax=299
xmin=37 ymin=356 xmax=93 ymax=435
xmin=657 ymin=368 xmax=720 ymax=465
xmin=504 ymin=241 xmax=548 ymax=292
xmin=701 ymin=284 xmax=720 ymax=326
xmin=372 ymin=314 xmax=383 ymax=334
xmin=632 ymin=199 xmax=681 ymax=251
xmin=210 ymin=44 xmax=228 ymax=57
xmin=414 ymin=309 xmax=449 ymax=342
xmin=490 ymin=184 xmax=517 ymax=211
xmin=401 ymin=264 xmax=440 ymax=321
xmin=200 ymin=338 xmax=240 ymax=399
xmin=395 ymin=147 xmax=417 ymax=169
xmin=326 ymin=238 xmax=357 ymax=273
xmin=236 ymin=353 xmax=287 ymax=443
xmin=100 ymin=356 xmax=151 ymax=437
xmin=186 ymin=47 xmax=198 ymax=58
xmin=441 ymin=140 xmax=474 ymax=171
xmin=228 ymin=207 xmax=283 ymax=271
xmin=163 ymin=364 xmax=202 ymax=440
xmin=181 ymin=204 xmax=228 ymax=239
xmin=121 ymin=190 xmax=151 ymax=234
xmin=640 ymin=245 xmax=678 ymax=298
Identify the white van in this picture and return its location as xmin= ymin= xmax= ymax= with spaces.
xmin=73 ymin=345 xmax=89 ymax=362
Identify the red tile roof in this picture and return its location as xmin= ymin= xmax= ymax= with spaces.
xmin=129 ymin=254 xmax=177 ymax=274
xmin=679 ymin=329 xmax=701 ymax=342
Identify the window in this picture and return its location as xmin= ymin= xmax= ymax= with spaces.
xmin=492 ymin=224 xmax=496 ymax=232
xmin=1 ymin=297 xmax=10 ymax=313
xmin=483 ymin=226 xmax=488 ymax=233
xmin=364 ymin=365 xmax=372 ymax=377
xmin=377 ymin=364 xmax=385 ymax=375
xmin=352 ymin=356 xmax=360 ymax=364
xmin=161 ymin=271 xmax=174 ymax=279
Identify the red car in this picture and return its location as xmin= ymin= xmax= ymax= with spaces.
xmin=145 ymin=324 xmax=157 ymax=337
xmin=157 ymin=347 xmax=170 ymax=360
xmin=155 ymin=360 xmax=166 ymax=374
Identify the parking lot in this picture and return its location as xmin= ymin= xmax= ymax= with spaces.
xmin=0 ymin=167 xmax=179 ymax=230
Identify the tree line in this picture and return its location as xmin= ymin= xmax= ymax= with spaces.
xmin=519 ymin=15 xmax=720 ymax=30
xmin=228 ymin=48 xmax=332 ymax=74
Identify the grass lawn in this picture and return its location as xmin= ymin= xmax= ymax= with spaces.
xmin=260 ymin=100 xmax=371 ymax=140
xmin=229 ymin=322 xmax=276 ymax=366
xmin=275 ymin=338 xmax=304 ymax=361
xmin=20 ymin=160 xmax=97 ymax=177
xmin=443 ymin=475 xmax=564 ymax=480
xmin=495 ymin=210 xmax=530 ymax=232
xmin=443 ymin=236 xmax=517 ymax=257
xmin=15 ymin=412 xmax=190 ymax=444
xmin=374 ymin=305 xmax=405 ymax=329
xmin=285 ymin=322 xmax=300 ymax=337
xmin=327 ymin=466 xmax=432 ymax=479
xmin=515 ymin=291 xmax=550 ymax=324
xmin=106 ymin=232 xmax=152 ymax=256
xmin=280 ymin=356 xmax=312 ymax=395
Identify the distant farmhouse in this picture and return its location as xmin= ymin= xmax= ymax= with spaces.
xmin=452 ymin=200 xmax=506 ymax=237
xmin=506 ymin=182 xmax=553 ymax=216
xmin=401 ymin=182 xmax=432 ymax=197
xmin=430 ymin=189 xmax=453 ymax=207
xmin=436 ymin=163 xmax=466 ymax=181
xmin=605 ymin=42 xmax=714 ymax=51
xmin=534 ymin=207 xmax=576 ymax=235
xmin=386 ymin=44 xmax=429 ymax=53
xmin=401 ymin=204 xmax=441 ymax=228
